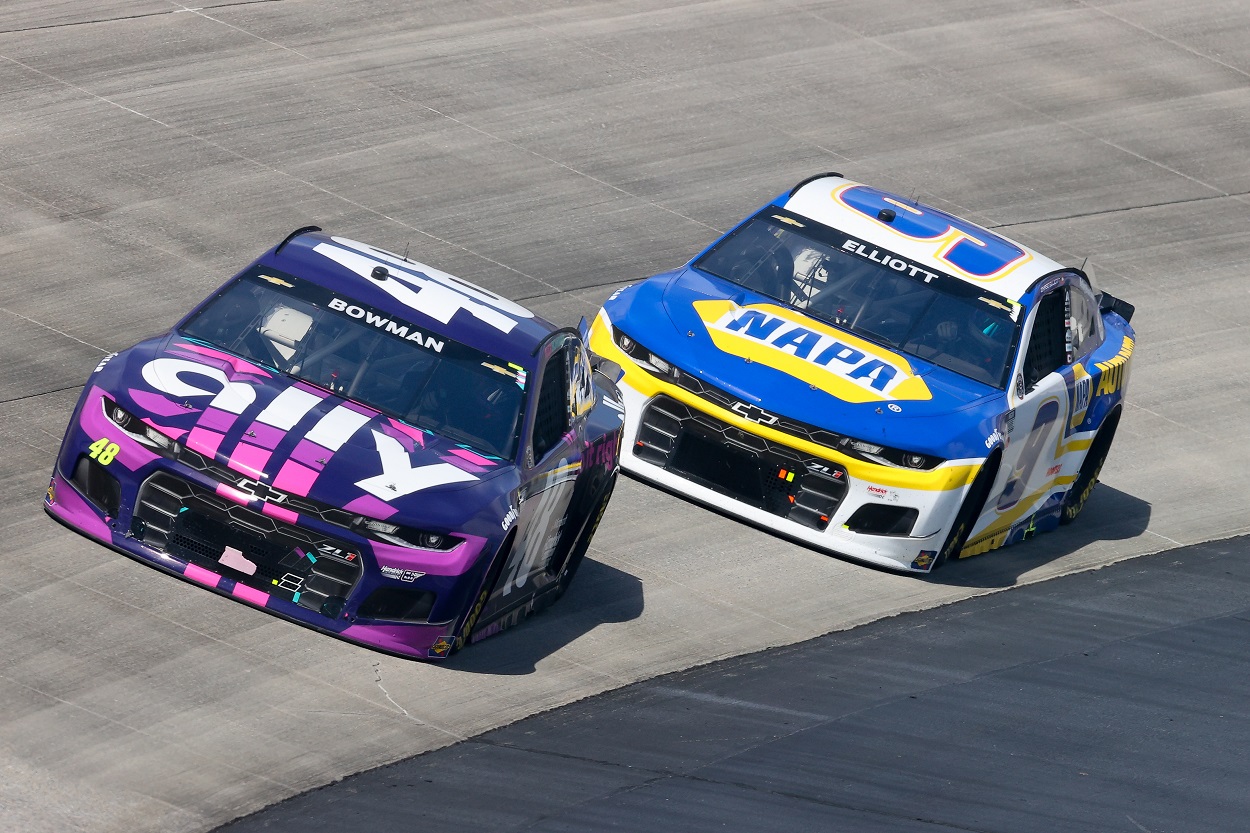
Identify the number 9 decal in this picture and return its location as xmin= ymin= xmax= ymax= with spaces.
xmin=838 ymin=185 xmax=1029 ymax=279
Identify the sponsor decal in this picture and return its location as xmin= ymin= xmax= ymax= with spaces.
xmin=1094 ymin=337 xmax=1133 ymax=397
xmin=840 ymin=238 xmax=942 ymax=282
xmin=1046 ymin=464 xmax=1061 ymax=477
xmin=429 ymin=637 xmax=454 ymax=657
xmin=315 ymin=237 xmax=534 ymax=334
xmin=501 ymin=505 xmax=518 ymax=531
xmin=1068 ymin=363 xmax=1093 ymax=431
xmin=693 ymin=300 xmax=932 ymax=403
xmin=380 ymin=566 xmax=424 ymax=582
xmin=911 ymin=550 xmax=937 ymax=570
xmin=772 ymin=214 xmax=806 ymax=228
xmin=93 ymin=353 xmax=118 ymax=374
xmin=327 ymin=297 xmax=445 ymax=352
xmin=835 ymin=184 xmax=1031 ymax=280
xmin=985 ymin=429 xmax=1003 ymax=449
xmin=45 ymin=478 xmax=56 ymax=505
xmin=259 ymin=274 xmax=294 ymax=288
xmin=355 ymin=431 xmax=478 ymax=500
xmin=866 ymin=485 xmax=900 ymax=502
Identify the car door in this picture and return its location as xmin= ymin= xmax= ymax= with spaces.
xmin=487 ymin=334 xmax=585 ymax=610
xmin=991 ymin=278 xmax=1073 ymax=519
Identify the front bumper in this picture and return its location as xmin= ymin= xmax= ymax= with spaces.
xmin=44 ymin=387 xmax=492 ymax=660
xmin=589 ymin=316 xmax=978 ymax=573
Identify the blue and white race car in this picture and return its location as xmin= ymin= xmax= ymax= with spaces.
xmin=588 ymin=173 xmax=1135 ymax=572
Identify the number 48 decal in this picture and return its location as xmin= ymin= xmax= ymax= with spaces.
xmin=89 ymin=437 xmax=120 ymax=466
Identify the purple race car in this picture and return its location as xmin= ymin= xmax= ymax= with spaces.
xmin=45 ymin=227 xmax=624 ymax=660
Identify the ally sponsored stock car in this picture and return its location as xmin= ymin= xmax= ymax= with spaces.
xmin=46 ymin=228 xmax=624 ymax=658
xmin=589 ymin=174 xmax=1134 ymax=572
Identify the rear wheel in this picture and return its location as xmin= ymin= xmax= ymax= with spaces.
xmin=933 ymin=456 xmax=998 ymax=569
xmin=1060 ymin=410 xmax=1120 ymax=525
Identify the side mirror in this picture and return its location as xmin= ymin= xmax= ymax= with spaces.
xmin=1098 ymin=291 xmax=1135 ymax=324
xmin=591 ymin=357 xmax=623 ymax=383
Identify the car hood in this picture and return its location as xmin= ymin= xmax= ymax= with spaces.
xmin=103 ymin=336 xmax=515 ymax=526
xmin=611 ymin=268 xmax=1005 ymax=457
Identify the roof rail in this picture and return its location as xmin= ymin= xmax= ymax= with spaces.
xmin=788 ymin=172 xmax=844 ymax=196
xmin=275 ymin=226 xmax=322 ymax=255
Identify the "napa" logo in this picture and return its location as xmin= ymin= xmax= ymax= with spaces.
xmin=694 ymin=301 xmax=932 ymax=403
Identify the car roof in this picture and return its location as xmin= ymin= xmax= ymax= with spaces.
xmin=250 ymin=229 xmax=559 ymax=367
xmin=782 ymin=174 xmax=1066 ymax=304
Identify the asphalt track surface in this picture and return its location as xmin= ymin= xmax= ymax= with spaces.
xmin=221 ymin=536 xmax=1250 ymax=833
xmin=1 ymin=2 xmax=1249 ymax=831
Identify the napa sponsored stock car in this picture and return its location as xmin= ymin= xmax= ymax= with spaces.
xmin=589 ymin=173 xmax=1134 ymax=573
xmin=46 ymin=228 xmax=624 ymax=659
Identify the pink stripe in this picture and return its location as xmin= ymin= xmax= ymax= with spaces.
xmin=293 ymin=380 xmax=332 ymax=398
xmin=197 ymin=407 xmax=237 ymax=433
xmin=228 ymin=442 xmax=272 ymax=479
xmin=288 ymin=439 xmax=329 ymax=470
xmin=370 ymin=533 xmax=489 ymax=577
xmin=232 ymin=584 xmax=269 ymax=606
xmin=243 ymin=421 xmax=286 ymax=450
xmin=448 ymin=447 xmax=495 ymax=467
xmin=273 ymin=460 xmax=318 ymax=496
xmin=174 ymin=342 xmax=272 ymax=376
xmin=342 ymin=494 xmax=399 ymax=520
xmin=342 ymin=399 xmax=379 ymax=417
xmin=387 ymin=418 xmax=426 ymax=447
xmin=261 ymin=502 xmax=299 ymax=525
xmin=440 ymin=455 xmax=490 ymax=474
xmin=183 ymin=563 xmax=222 ymax=588
xmin=187 ymin=426 xmax=225 ymax=458
xmin=215 ymin=483 xmax=251 ymax=506
xmin=78 ymin=387 xmax=160 ymax=471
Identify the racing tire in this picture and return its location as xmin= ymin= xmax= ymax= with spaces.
xmin=933 ymin=455 xmax=998 ymax=570
xmin=549 ymin=474 xmax=616 ymax=602
xmin=1060 ymin=410 xmax=1120 ymax=526
xmin=450 ymin=528 xmax=517 ymax=654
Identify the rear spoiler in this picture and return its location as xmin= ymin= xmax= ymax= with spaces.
xmin=1099 ymin=291 xmax=1135 ymax=323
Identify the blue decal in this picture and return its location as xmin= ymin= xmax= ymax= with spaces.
xmin=840 ymin=186 xmax=1027 ymax=277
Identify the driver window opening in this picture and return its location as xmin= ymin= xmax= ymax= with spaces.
xmin=1023 ymin=289 xmax=1067 ymax=391
xmin=532 ymin=349 xmax=570 ymax=461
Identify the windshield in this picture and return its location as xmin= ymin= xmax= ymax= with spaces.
xmin=181 ymin=268 xmax=527 ymax=459
xmin=694 ymin=210 xmax=1020 ymax=388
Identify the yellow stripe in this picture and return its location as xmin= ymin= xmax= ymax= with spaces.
xmin=591 ymin=313 xmax=977 ymax=492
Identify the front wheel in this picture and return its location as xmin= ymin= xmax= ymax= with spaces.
xmin=933 ymin=457 xmax=998 ymax=569
xmin=1060 ymin=410 xmax=1120 ymax=525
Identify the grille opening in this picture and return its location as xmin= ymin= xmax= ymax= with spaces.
xmin=670 ymin=432 xmax=765 ymax=506
xmin=71 ymin=455 xmax=121 ymax=517
xmin=130 ymin=472 xmax=363 ymax=618
xmin=359 ymin=587 xmax=437 ymax=623
xmin=639 ymin=396 xmax=849 ymax=523
xmin=845 ymin=504 xmax=918 ymax=536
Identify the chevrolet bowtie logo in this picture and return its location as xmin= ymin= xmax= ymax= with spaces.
xmin=234 ymin=478 xmax=288 ymax=504
xmin=730 ymin=401 xmax=780 ymax=425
